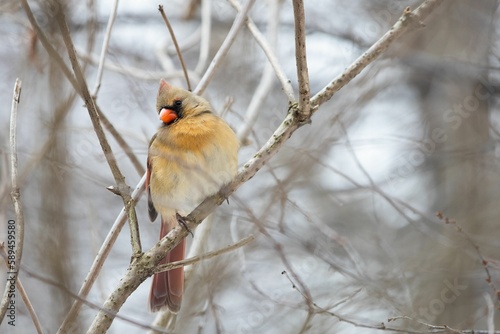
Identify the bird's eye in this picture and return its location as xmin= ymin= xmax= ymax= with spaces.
xmin=174 ymin=100 xmax=182 ymax=107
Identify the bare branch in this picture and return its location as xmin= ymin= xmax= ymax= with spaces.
xmin=20 ymin=0 xmax=145 ymax=180
xmin=92 ymin=0 xmax=119 ymax=97
xmin=292 ymin=0 xmax=311 ymax=121
xmin=20 ymin=0 xmax=79 ymax=88
xmin=310 ymin=0 xmax=444 ymax=110
xmin=158 ymin=5 xmax=191 ymax=91
xmin=53 ymin=1 xmax=142 ymax=257
xmin=78 ymin=47 xmax=198 ymax=81
xmin=387 ymin=316 xmax=500 ymax=334
xmin=154 ymin=234 xmax=254 ymax=273
xmin=195 ymin=0 xmax=256 ymax=95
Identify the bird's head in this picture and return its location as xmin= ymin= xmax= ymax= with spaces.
xmin=156 ymin=79 xmax=211 ymax=125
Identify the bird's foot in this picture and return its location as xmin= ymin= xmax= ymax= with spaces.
xmin=176 ymin=213 xmax=193 ymax=237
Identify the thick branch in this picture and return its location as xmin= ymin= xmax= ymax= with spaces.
xmin=292 ymin=0 xmax=311 ymax=121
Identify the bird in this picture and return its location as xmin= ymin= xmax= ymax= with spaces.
xmin=146 ymin=79 xmax=239 ymax=312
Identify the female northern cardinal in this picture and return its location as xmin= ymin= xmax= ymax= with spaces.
xmin=147 ymin=80 xmax=239 ymax=312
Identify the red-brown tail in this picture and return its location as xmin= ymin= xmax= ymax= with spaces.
xmin=149 ymin=217 xmax=186 ymax=313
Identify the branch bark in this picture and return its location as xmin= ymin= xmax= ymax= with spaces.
xmin=292 ymin=0 xmax=311 ymax=121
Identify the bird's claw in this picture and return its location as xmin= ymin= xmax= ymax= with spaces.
xmin=176 ymin=213 xmax=193 ymax=237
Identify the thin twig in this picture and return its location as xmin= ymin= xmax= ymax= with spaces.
xmin=195 ymin=0 xmax=256 ymax=95
xmin=310 ymin=1 xmax=444 ymax=110
xmin=159 ymin=5 xmax=191 ymax=91
xmin=292 ymin=0 xmax=311 ymax=121
xmin=0 ymin=79 xmax=25 ymax=325
xmin=78 ymin=47 xmax=197 ymax=81
xmin=227 ymin=0 xmax=295 ymax=102
xmin=436 ymin=212 xmax=500 ymax=309
xmin=53 ymin=2 xmax=142 ymax=257
xmin=0 ymin=244 xmax=43 ymax=334
xmin=155 ymin=235 xmax=254 ymax=273
xmin=92 ymin=0 xmax=119 ymax=97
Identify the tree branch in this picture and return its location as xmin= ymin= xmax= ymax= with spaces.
xmin=91 ymin=0 xmax=119 ymax=97
xmin=154 ymin=234 xmax=254 ymax=274
xmin=20 ymin=0 xmax=145 ymax=180
xmin=292 ymin=0 xmax=311 ymax=121
xmin=195 ymin=0 xmax=256 ymax=95
xmin=310 ymin=0 xmax=444 ymax=110
xmin=53 ymin=1 xmax=142 ymax=257
xmin=158 ymin=5 xmax=191 ymax=91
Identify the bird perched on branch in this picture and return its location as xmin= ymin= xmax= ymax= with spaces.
xmin=146 ymin=80 xmax=239 ymax=312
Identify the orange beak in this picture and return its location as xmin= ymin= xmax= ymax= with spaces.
xmin=159 ymin=108 xmax=177 ymax=124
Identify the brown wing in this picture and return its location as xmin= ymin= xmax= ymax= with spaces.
xmin=147 ymin=132 xmax=159 ymax=222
